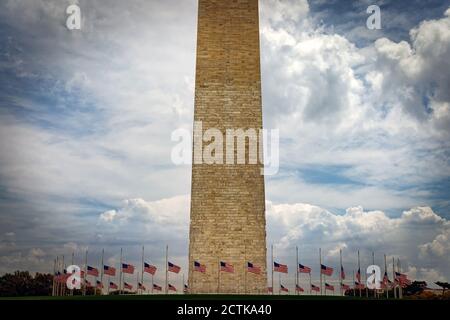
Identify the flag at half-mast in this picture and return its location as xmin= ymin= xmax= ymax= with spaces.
xmin=296 ymin=284 xmax=304 ymax=292
xmin=144 ymin=262 xmax=157 ymax=275
xmin=356 ymin=268 xmax=361 ymax=282
xmin=194 ymin=261 xmax=206 ymax=273
xmin=247 ymin=262 xmax=261 ymax=274
xmin=87 ymin=266 xmax=99 ymax=277
xmin=103 ymin=265 xmax=116 ymax=276
xmin=311 ymin=284 xmax=320 ymax=292
xmin=123 ymin=282 xmax=133 ymax=290
xmin=340 ymin=265 xmax=346 ymax=279
xmin=153 ymin=284 xmax=162 ymax=291
xmin=280 ymin=284 xmax=289 ymax=292
xmin=321 ymin=264 xmax=333 ymax=276
xmin=109 ymin=282 xmax=118 ymax=289
xmin=341 ymin=283 xmax=350 ymax=291
xmin=220 ymin=261 xmax=234 ymax=273
xmin=168 ymin=284 xmax=177 ymax=292
xmin=168 ymin=262 xmax=181 ymax=273
xmin=122 ymin=263 xmax=135 ymax=274
xmin=274 ymin=262 xmax=288 ymax=273
xmin=184 ymin=284 xmax=189 ymax=293
xmin=268 ymin=287 xmax=273 ymax=293
xmin=298 ymin=263 xmax=311 ymax=273
xmin=96 ymin=280 xmax=103 ymax=289
xmin=138 ymin=282 xmax=146 ymax=290
xmin=325 ymin=283 xmax=334 ymax=291
xmin=354 ymin=281 xmax=364 ymax=289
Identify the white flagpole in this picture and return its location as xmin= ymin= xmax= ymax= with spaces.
xmin=296 ymin=246 xmax=299 ymax=295
xmin=392 ymin=256 xmax=397 ymax=299
xmin=100 ymin=248 xmax=104 ymax=295
xmin=398 ymin=258 xmax=403 ymax=299
xmin=61 ymin=255 xmax=65 ymax=296
xmin=71 ymin=251 xmax=74 ymax=296
xmin=165 ymin=245 xmax=168 ymax=294
xmin=52 ymin=257 xmax=56 ymax=296
xmin=384 ymin=254 xmax=389 ymax=299
xmin=141 ymin=246 xmax=144 ymax=295
xmin=119 ymin=248 xmax=123 ymax=295
xmin=83 ymin=250 xmax=88 ymax=296
xmin=340 ymin=249 xmax=343 ymax=296
xmin=358 ymin=250 xmax=361 ymax=297
xmin=271 ymin=244 xmax=274 ymax=295
xmin=137 ymin=271 xmax=139 ymax=294
xmin=319 ymin=248 xmax=322 ymax=296
xmin=353 ymin=270 xmax=355 ymax=297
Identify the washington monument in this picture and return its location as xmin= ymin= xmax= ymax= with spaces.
xmin=188 ymin=0 xmax=267 ymax=293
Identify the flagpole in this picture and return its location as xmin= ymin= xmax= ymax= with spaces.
xmin=340 ymin=249 xmax=343 ymax=296
xmin=319 ymin=248 xmax=322 ymax=296
xmin=353 ymin=270 xmax=355 ymax=297
xmin=52 ymin=257 xmax=56 ymax=296
xmin=392 ymin=256 xmax=396 ymax=299
xmin=137 ymin=271 xmax=139 ymax=294
xmin=296 ymin=246 xmax=299 ymax=296
xmin=357 ymin=250 xmax=361 ymax=297
xmin=384 ymin=254 xmax=389 ymax=299
xmin=152 ymin=274 xmax=154 ymax=294
xmin=99 ymin=248 xmax=104 ymax=295
xmin=309 ymin=272 xmax=312 ymax=295
xmin=83 ymin=250 xmax=88 ymax=296
xmin=365 ymin=266 xmax=368 ymax=298
xmin=55 ymin=256 xmax=59 ymax=296
xmin=119 ymin=248 xmax=123 ymax=295
xmin=71 ymin=251 xmax=74 ymax=296
xmin=183 ymin=273 xmax=185 ymax=294
xmin=271 ymin=244 xmax=274 ymax=295
xmin=372 ymin=251 xmax=377 ymax=298
xmin=61 ymin=255 xmax=65 ymax=296
xmin=398 ymin=258 xmax=402 ymax=299
xmin=278 ymin=273 xmax=281 ymax=295
xmin=141 ymin=246 xmax=144 ymax=295
xmin=165 ymin=245 xmax=168 ymax=294
xmin=217 ymin=257 xmax=221 ymax=294
xmin=107 ymin=275 xmax=110 ymax=295
xmin=244 ymin=244 xmax=247 ymax=294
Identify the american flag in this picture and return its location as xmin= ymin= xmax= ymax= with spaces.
xmin=341 ymin=265 xmax=346 ymax=279
xmin=280 ymin=284 xmax=289 ymax=292
xmin=274 ymin=262 xmax=288 ymax=273
xmin=296 ymin=284 xmax=304 ymax=292
xmin=311 ymin=284 xmax=320 ymax=292
xmin=383 ymin=271 xmax=389 ymax=284
xmin=87 ymin=266 xmax=99 ymax=277
xmin=96 ymin=280 xmax=103 ymax=289
xmin=153 ymin=284 xmax=162 ymax=291
xmin=194 ymin=261 xmax=206 ymax=273
xmin=138 ymin=282 xmax=146 ymax=290
xmin=220 ymin=261 xmax=234 ymax=273
xmin=85 ymin=279 xmax=92 ymax=287
xmin=341 ymin=283 xmax=350 ymax=291
xmin=109 ymin=282 xmax=118 ymax=289
xmin=123 ymin=282 xmax=133 ymax=290
xmin=298 ymin=263 xmax=311 ymax=273
xmin=183 ymin=284 xmax=189 ymax=293
xmin=103 ymin=265 xmax=116 ymax=276
xmin=144 ymin=262 xmax=157 ymax=275
xmin=356 ymin=268 xmax=361 ymax=282
xmin=122 ymin=263 xmax=135 ymax=274
xmin=354 ymin=281 xmax=365 ymax=289
xmin=168 ymin=262 xmax=181 ymax=274
xmin=325 ymin=283 xmax=334 ymax=291
xmin=247 ymin=262 xmax=261 ymax=274
xmin=268 ymin=287 xmax=273 ymax=293
xmin=321 ymin=264 xmax=333 ymax=276
xmin=168 ymin=284 xmax=177 ymax=292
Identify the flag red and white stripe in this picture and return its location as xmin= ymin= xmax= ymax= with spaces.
xmin=311 ymin=284 xmax=320 ymax=292
xmin=168 ymin=262 xmax=181 ymax=274
xmin=168 ymin=284 xmax=177 ymax=292
xmin=153 ymin=284 xmax=162 ymax=291
xmin=103 ymin=265 xmax=116 ymax=276
xmin=247 ymin=262 xmax=261 ymax=274
xmin=109 ymin=282 xmax=118 ymax=289
xmin=320 ymin=264 xmax=333 ymax=276
xmin=298 ymin=263 xmax=311 ymax=273
xmin=220 ymin=261 xmax=234 ymax=273
xmin=144 ymin=262 xmax=157 ymax=275
xmin=280 ymin=284 xmax=289 ymax=292
xmin=325 ymin=283 xmax=334 ymax=291
xmin=296 ymin=284 xmax=304 ymax=292
xmin=122 ymin=263 xmax=135 ymax=274
xmin=123 ymin=282 xmax=133 ymax=290
xmin=274 ymin=262 xmax=288 ymax=274
xmin=87 ymin=266 xmax=99 ymax=277
xmin=194 ymin=261 xmax=206 ymax=273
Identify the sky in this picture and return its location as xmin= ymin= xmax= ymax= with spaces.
xmin=0 ymin=0 xmax=449 ymax=292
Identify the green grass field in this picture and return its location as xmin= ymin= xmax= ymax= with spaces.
xmin=0 ymin=294 xmax=378 ymax=301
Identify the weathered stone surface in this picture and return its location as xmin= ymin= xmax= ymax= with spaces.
xmin=188 ymin=0 xmax=267 ymax=294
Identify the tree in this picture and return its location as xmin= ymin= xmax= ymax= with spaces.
xmin=435 ymin=281 xmax=450 ymax=295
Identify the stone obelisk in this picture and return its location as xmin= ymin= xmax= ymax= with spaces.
xmin=188 ymin=0 xmax=267 ymax=294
